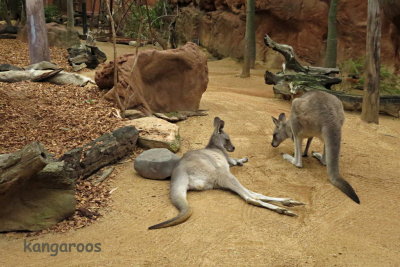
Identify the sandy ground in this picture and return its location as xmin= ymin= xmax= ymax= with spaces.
xmin=1 ymin=44 xmax=400 ymax=266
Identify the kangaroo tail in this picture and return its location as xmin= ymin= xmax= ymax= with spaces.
xmin=329 ymin=175 xmax=360 ymax=204
xmin=148 ymin=207 xmax=192 ymax=230
xmin=324 ymin=128 xmax=360 ymax=204
xmin=148 ymin=180 xmax=192 ymax=230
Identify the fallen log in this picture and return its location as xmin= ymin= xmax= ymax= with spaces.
xmin=60 ymin=126 xmax=139 ymax=179
xmin=264 ymin=34 xmax=340 ymax=75
xmin=0 ymin=142 xmax=75 ymax=232
xmin=0 ymin=69 xmax=94 ymax=86
xmin=264 ymin=71 xmax=341 ymax=90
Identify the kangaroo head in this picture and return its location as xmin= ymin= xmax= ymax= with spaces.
xmin=208 ymin=117 xmax=235 ymax=152
xmin=271 ymin=113 xmax=290 ymax=147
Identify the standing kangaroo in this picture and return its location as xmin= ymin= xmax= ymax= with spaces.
xmin=271 ymin=91 xmax=360 ymax=204
xmin=149 ymin=117 xmax=304 ymax=230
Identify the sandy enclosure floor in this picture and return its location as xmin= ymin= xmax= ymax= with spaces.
xmin=1 ymin=45 xmax=400 ymax=266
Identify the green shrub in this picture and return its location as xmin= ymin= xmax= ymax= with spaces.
xmin=44 ymin=4 xmax=60 ymax=23
xmin=339 ymin=58 xmax=400 ymax=95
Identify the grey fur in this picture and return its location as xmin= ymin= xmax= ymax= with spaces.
xmin=149 ymin=117 xmax=304 ymax=230
xmin=271 ymin=91 xmax=360 ymax=204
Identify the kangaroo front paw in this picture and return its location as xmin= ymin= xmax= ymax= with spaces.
xmin=312 ymin=152 xmax=326 ymax=166
xmin=237 ymin=157 xmax=248 ymax=165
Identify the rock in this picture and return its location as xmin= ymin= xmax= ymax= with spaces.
xmin=134 ymin=148 xmax=180 ymax=179
xmin=128 ymin=41 xmax=137 ymax=46
xmin=125 ymin=109 xmax=146 ymax=120
xmin=67 ymin=44 xmax=107 ymax=69
xmin=0 ymin=142 xmax=75 ymax=232
xmin=18 ymin=22 xmax=80 ymax=48
xmin=95 ymin=42 xmax=208 ymax=114
xmin=119 ymin=117 xmax=181 ymax=152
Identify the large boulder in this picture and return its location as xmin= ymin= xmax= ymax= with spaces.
xmin=95 ymin=42 xmax=208 ymax=114
xmin=18 ymin=22 xmax=80 ymax=48
xmin=119 ymin=117 xmax=181 ymax=152
xmin=134 ymin=148 xmax=180 ymax=180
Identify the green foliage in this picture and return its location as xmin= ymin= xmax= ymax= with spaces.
xmin=339 ymin=58 xmax=400 ymax=95
xmin=124 ymin=0 xmax=173 ymax=41
xmin=44 ymin=4 xmax=60 ymax=23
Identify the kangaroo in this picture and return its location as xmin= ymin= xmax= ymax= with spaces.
xmin=271 ymin=91 xmax=360 ymax=204
xmin=149 ymin=117 xmax=304 ymax=230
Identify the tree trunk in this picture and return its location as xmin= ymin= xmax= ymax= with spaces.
xmin=324 ymin=0 xmax=338 ymax=68
xmin=25 ymin=0 xmax=50 ymax=64
xmin=82 ymin=0 xmax=88 ymax=35
xmin=105 ymin=0 xmax=125 ymax=117
xmin=241 ymin=0 xmax=255 ymax=77
xmin=361 ymin=0 xmax=381 ymax=124
xmin=67 ymin=0 xmax=74 ymax=29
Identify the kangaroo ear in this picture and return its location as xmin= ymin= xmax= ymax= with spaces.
xmin=213 ymin=117 xmax=224 ymax=133
xmin=278 ymin=113 xmax=286 ymax=121
xmin=213 ymin=117 xmax=221 ymax=128
xmin=272 ymin=116 xmax=279 ymax=126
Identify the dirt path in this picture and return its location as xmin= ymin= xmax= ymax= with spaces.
xmin=1 ymin=47 xmax=400 ymax=266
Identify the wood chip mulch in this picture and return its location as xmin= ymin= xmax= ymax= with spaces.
xmin=0 ymin=39 xmax=138 ymax=235
xmin=0 ymin=39 xmax=72 ymax=71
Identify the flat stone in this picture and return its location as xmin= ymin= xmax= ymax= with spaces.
xmin=119 ymin=117 xmax=180 ymax=152
xmin=134 ymin=148 xmax=180 ymax=179
xmin=125 ymin=109 xmax=146 ymax=120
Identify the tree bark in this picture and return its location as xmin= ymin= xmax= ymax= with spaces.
xmin=67 ymin=0 xmax=74 ymax=29
xmin=325 ymin=0 xmax=339 ymax=68
xmin=241 ymin=0 xmax=255 ymax=77
xmin=60 ymin=126 xmax=139 ymax=179
xmin=25 ymin=0 xmax=50 ymax=64
xmin=361 ymin=0 xmax=381 ymax=124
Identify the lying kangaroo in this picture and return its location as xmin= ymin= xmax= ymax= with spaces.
xmin=271 ymin=91 xmax=360 ymax=204
xmin=149 ymin=117 xmax=304 ymax=230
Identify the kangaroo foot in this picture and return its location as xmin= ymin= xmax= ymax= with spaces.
xmin=312 ymin=152 xmax=326 ymax=166
xmin=282 ymin=153 xmax=303 ymax=168
xmin=245 ymin=197 xmax=297 ymax=216
xmin=229 ymin=157 xmax=248 ymax=166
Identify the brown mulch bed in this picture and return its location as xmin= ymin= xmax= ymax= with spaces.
xmin=0 ymin=39 xmax=72 ymax=70
xmin=0 ymin=39 xmax=138 ymax=235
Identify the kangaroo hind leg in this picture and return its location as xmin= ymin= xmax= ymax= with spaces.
xmin=218 ymin=173 xmax=298 ymax=216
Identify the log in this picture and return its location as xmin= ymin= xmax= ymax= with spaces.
xmin=0 ymin=70 xmax=94 ymax=86
xmin=264 ymin=34 xmax=340 ymax=75
xmin=264 ymin=71 xmax=341 ymax=89
xmin=0 ymin=142 xmax=75 ymax=232
xmin=263 ymin=34 xmax=342 ymax=94
xmin=0 ymin=142 xmax=48 ymax=195
xmin=60 ymin=126 xmax=139 ymax=179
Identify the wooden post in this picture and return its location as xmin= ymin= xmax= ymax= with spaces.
xmin=361 ymin=0 xmax=381 ymax=123
xmin=26 ymin=0 xmax=50 ymax=64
